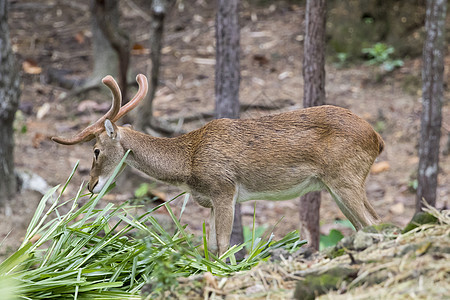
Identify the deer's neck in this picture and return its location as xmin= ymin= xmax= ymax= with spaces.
xmin=120 ymin=128 xmax=191 ymax=186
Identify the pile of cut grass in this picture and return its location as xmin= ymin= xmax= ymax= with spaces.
xmin=0 ymin=153 xmax=305 ymax=299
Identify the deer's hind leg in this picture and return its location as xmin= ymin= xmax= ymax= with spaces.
xmin=208 ymin=207 xmax=218 ymax=254
xmin=325 ymin=182 xmax=380 ymax=230
xmin=212 ymin=193 xmax=236 ymax=256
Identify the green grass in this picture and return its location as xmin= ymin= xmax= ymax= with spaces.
xmin=0 ymin=152 xmax=306 ymax=299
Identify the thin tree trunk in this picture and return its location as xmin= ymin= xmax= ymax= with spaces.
xmin=137 ymin=0 xmax=173 ymax=131
xmin=215 ymin=0 xmax=244 ymax=258
xmin=0 ymin=0 xmax=21 ymax=204
xmin=215 ymin=0 xmax=240 ymax=119
xmin=300 ymin=0 xmax=326 ymax=251
xmin=85 ymin=0 xmax=120 ymax=87
xmin=93 ymin=0 xmax=130 ymax=101
xmin=416 ymin=0 xmax=446 ymax=211
xmin=50 ymin=1 xmax=127 ymax=96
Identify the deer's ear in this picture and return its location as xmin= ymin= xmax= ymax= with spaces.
xmin=104 ymin=119 xmax=118 ymax=139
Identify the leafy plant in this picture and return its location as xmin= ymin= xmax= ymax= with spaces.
xmin=362 ymin=43 xmax=403 ymax=72
xmin=134 ymin=183 xmax=151 ymax=199
xmin=320 ymin=229 xmax=344 ymax=250
xmin=132 ymin=183 xmax=160 ymax=205
xmin=334 ymin=219 xmax=356 ymax=231
xmin=319 ymin=220 xmax=355 ymax=250
xmin=374 ymin=120 xmax=387 ymax=134
xmin=408 ymin=179 xmax=418 ymax=192
xmin=243 ymin=224 xmax=268 ymax=250
xmin=13 ymin=110 xmax=27 ymax=134
xmin=0 ymin=152 xmax=307 ymax=299
xmin=0 ymin=152 xmax=147 ymax=299
xmin=334 ymin=52 xmax=349 ymax=68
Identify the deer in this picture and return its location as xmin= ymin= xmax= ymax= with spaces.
xmin=52 ymin=74 xmax=384 ymax=255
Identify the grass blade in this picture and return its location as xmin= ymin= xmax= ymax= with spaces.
xmin=202 ymin=222 xmax=211 ymax=272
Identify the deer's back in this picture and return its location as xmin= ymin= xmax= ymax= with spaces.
xmin=186 ymin=105 xmax=383 ymax=193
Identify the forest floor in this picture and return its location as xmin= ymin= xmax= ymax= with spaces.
xmin=169 ymin=208 xmax=450 ymax=299
xmin=1 ymin=0 xmax=449 ymax=291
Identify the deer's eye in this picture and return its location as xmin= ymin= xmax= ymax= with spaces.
xmin=94 ymin=149 xmax=100 ymax=159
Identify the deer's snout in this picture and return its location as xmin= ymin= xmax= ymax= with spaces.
xmin=87 ymin=178 xmax=99 ymax=193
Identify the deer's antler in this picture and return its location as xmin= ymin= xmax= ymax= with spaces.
xmin=52 ymin=74 xmax=148 ymax=145
xmin=113 ymin=74 xmax=148 ymax=122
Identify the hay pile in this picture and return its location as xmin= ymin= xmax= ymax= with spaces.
xmin=173 ymin=207 xmax=450 ymax=299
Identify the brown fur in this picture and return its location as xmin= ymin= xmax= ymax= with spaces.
xmin=87 ymin=105 xmax=383 ymax=255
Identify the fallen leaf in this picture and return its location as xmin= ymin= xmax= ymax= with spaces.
xmin=371 ymin=161 xmax=390 ymax=174
xmin=131 ymin=43 xmax=149 ymax=55
xmin=32 ymin=132 xmax=45 ymax=148
xmin=22 ymin=59 xmax=42 ymax=74
xmin=408 ymin=156 xmax=419 ymax=164
xmin=278 ymin=71 xmax=293 ymax=80
xmin=74 ymin=31 xmax=85 ymax=44
xmin=253 ymin=54 xmax=269 ymax=66
xmin=161 ymin=46 xmax=172 ymax=54
xmin=147 ymin=189 xmax=167 ymax=202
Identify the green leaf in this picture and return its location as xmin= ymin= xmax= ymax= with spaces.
xmin=320 ymin=229 xmax=344 ymax=250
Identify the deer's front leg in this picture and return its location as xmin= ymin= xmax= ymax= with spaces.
xmin=212 ymin=196 xmax=235 ymax=256
xmin=208 ymin=207 xmax=218 ymax=254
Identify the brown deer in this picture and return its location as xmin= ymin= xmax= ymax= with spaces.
xmin=53 ymin=74 xmax=383 ymax=255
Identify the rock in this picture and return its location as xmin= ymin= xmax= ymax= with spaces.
xmin=389 ymin=202 xmax=405 ymax=215
xmin=330 ymin=224 xmax=401 ymax=255
xmin=16 ymin=170 xmax=51 ymax=195
xmin=294 ymin=267 xmax=357 ymax=300
xmin=353 ymin=230 xmax=374 ymax=251
xmin=270 ymin=246 xmax=315 ymax=262
xmin=338 ymin=235 xmax=355 ymax=249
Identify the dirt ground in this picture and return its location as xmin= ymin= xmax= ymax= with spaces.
xmin=1 ymin=0 xmax=449 ymax=256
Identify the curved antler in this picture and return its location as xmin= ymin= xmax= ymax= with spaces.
xmin=113 ymin=74 xmax=148 ymax=122
xmin=102 ymin=75 xmax=122 ymax=120
xmin=52 ymin=74 xmax=148 ymax=145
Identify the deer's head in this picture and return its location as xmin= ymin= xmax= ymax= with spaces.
xmin=52 ymin=74 xmax=148 ymax=193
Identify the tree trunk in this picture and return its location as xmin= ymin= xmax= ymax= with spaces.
xmin=0 ymin=0 xmax=21 ymax=205
xmin=84 ymin=0 xmax=120 ymax=89
xmin=215 ymin=0 xmax=244 ymax=257
xmin=137 ymin=0 xmax=173 ymax=131
xmin=215 ymin=0 xmax=240 ymax=119
xmin=92 ymin=0 xmax=130 ymax=102
xmin=416 ymin=0 xmax=446 ymax=211
xmin=300 ymin=0 xmax=326 ymax=251
xmin=50 ymin=1 xmax=128 ymax=96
